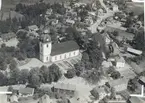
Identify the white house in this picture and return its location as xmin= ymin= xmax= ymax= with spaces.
xmin=28 ymin=25 xmax=39 ymax=32
xmin=39 ymin=34 xmax=80 ymax=63
xmin=10 ymin=95 xmax=18 ymax=103
xmin=108 ymin=78 xmax=129 ymax=92
xmin=126 ymin=47 xmax=142 ymax=55
xmin=91 ymin=86 xmax=110 ymax=100
xmin=18 ymin=87 xmax=34 ymax=97
xmin=113 ymin=4 xmax=119 ymax=12
xmin=0 ymin=94 xmax=8 ymax=103
xmin=38 ymin=94 xmax=53 ymax=103
xmin=108 ymin=94 xmax=127 ymax=103
xmin=115 ymin=56 xmax=125 ymax=68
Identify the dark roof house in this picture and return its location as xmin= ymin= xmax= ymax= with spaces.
xmin=51 ymin=41 xmax=80 ymax=56
xmin=0 ymin=32 xmax=16 ymax=41
xmin=19 ymin=87 xmax=34 ymax=96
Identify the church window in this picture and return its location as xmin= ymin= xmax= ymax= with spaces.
xmin=47 ymin=44 xmax=49 ymax=48
xmin=74 ymin=51 xmax=75 ymax=55
xmin=64 ymin=54 xmax=67 ymax=59
xmin=55 ymin=56 xmax=57 ymax=60
xmin=47 ymin=57 xmax=48 ymax=61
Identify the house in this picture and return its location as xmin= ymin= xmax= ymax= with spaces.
xmin=28 ymin=25 xmax=39 ymax=32
xmin=46 ymin=9 xmax=53 ymax=16
xmin=39 ymin=34 xmax=80 ymax=63
xmin=38 ymin=94 xmax=53 ymax=103
xmin=109 ymin=42 xmax=120 ymax=56
xmin=66 ymin=19 xmax=75 ymax=25
xmin=126 ymin=47 xmax=142 ymax=56
xmin=18 ymin=87 xmax=34 ymax=97
xmin=0 ymin=87 xmax=12 ymax=103
xmin=103 ymin=33 xmax=112 ymax=45
xmin=129 ymin=97 xmax=145 ymax=103
xmin=107 ymin=78 xmax=129 ymax=92
xmin=51 ymin=19 xmax=59 ymax=26
xmin=0 ymin=94 xmax=8 ymax=103
xmin=113 ymin=4 xmax=119 ymax=12
xmin=0 ymin=32 xmax=16 ymax=42
xmin=90 ymin=86 xmax=111 ymax=100
xmin=0 ymin=11 xmax=24 ymax=21
xmin=138 ymin=76 xmax=145 ymax=86
xmin=52 ymin=83 xmax=76 ymax=97
xmin=107 ymin=94 xmax=127 ymax=103
xmin=9 ymin=95 xmax=18 ymax=103
xmin=114 ymin=56 xmax=125 ymax=68
xmin=130 ymin=62 xmax=144 ymax=74
xmin=27 ymin=32 xmax=39 ymax=38
xmin=98 ymin=9 xmax=104 ymax=16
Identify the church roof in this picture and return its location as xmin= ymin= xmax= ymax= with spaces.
xmin=51 ymin=41 xmax=79 ymax=56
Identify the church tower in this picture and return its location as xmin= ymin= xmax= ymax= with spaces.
xmin=39 ymin=33 xmax=52 ymax=63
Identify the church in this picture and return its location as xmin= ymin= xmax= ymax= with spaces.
xmin=39 ymin=34 xmax=80 ymax=63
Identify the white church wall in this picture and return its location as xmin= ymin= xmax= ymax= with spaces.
xmin=51 ymin=50 xmax=80 ymax=62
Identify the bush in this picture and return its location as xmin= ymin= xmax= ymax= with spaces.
xmin=64 ymin=69 xmax=76 ymax=79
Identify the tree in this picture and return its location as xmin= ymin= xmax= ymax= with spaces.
xmin=110 ymin=87 xmax=116 ymax=99
xmin=16 ymin=30 xmax=28 ymax=40
xmin=9 ymin=68 xmax=20 ymax=85
xmin=127 ymin=78 xmax=138 ymax=92
xmin=90 ymin=88 xmax=99 ymax=100
xmin=87 ymin=38 xmax=103 ymax=69
xmin=28 ymin=68 xmax=42 ymax=88
xmin=74 ymin=62 xmax=85 ymax=76
xmin=9 ymin=59 xmax=17 ymax=70
xmin=133 ymin=28 xmax=144 ymax=51
xmin=0 ymin=57 xmax=7 ymax=70
xmin=8 ymin=86 xmax=14 ymax=92
xmin=17 ymin=38 xmax=39 ymax=58
xmin=40 ymin=65 xmax=49 ymax=83
xmin=84 ymin=69 xmax=101 ymax=84
xmin=0 ymin=72 xmax=7 ymax=86
xmin=64 ymin=69 xmax=76 ymax=79
xmin=81 ymin=52 xmax=90 ymax=62
xmin=112 ymin=30 xmax=119 ymax=37
xmin=110 ymin=71 xmax=121 ymax=79
xmin=48 ymin=64 xmax=62 ymax=83
xmin=107 ymin=66 xmax=121 ymax=79
xmin=19 ymin=69 xmax=29 ymax=84
xmin=138 ymin=13 xmax=144 ymax=22
xmin=123 ymin=17 xmax=133 ymax=28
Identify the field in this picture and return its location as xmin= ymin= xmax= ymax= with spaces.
xmin=126 ymin=2 xmax=144 ymax=15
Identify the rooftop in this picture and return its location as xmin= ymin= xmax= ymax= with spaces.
xmin=127 ymin=47 xmax=143 ymax=55
xmin=139 ymin=76 xmax=145 ymax=83
xmin=19 ymin=87 xmax=34 ymax=95
xmin=115 ymin=55 xmax=125 ymax=63
xmin=28 ymin=25 xmax=39 ymax=31
xmin=129 ymin=97 xmax=145 ymax=103
xmin=39 ymin=94 xmax=52 ymax=103
xmin=53 ymin=83 xmax=76 ymax=91
xmin=109 ymin=78 xmax=129 ymax=87
xmin=51 ymin=41 xmax=79 ymax=56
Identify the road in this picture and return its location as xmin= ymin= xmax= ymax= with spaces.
xmin=88 ymin=0 xmax=115 ymax=33
xmin=88 ymin=11 xmax=114 ymax=33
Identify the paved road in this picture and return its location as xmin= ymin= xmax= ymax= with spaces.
xmin=88 ymin=11 xmax=114 ymax=33
xmin=88 ymin=0 xmax=114 ymax=33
